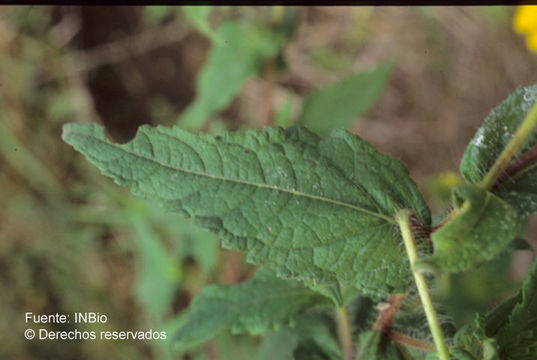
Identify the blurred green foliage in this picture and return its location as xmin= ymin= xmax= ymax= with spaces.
xmin=179 ymin=18 xmax=287 ymax=129
xmin=298 ymin=63 xmax=392 ymax=136
xmin=1 ymin=5 xmax=533 ymax=360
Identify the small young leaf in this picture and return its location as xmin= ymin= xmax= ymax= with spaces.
xmin=62 ymin=123 xmax=430 ymax=294
xmin=298 ymin=63 xmax=392 ymax=137
xmin=179 ymin=20 xmax=285 ymax=129
xmin=172 ymin=268 xmax=329 ymax=350
xmin=416 ymin=184 xmax=523 ymax=273
xmin=460 ymin=84 xmax=537 ymax=215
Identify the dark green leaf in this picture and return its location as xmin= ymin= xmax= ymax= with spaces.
xmin=172 ymin=268 xmax=329 ymax=350
xmin=416 ymin=184 xmax=523 ymax=273
xmin=292 ymin=311 xmax=342 ymax=360
xmin=488 ymin=257 xmax=537 ymax=359
xmin=255 ymin=309 xmax=341 ymax=360
xmin=460 ymin=84 xmax=537 ymax=216
xmin=179 ymin=21 xmax=284 ymax=129
xmin=62 ymin=123 xmax=430 ymax=294
xmin=298 ymin=63 xmax=392 ymax=137
xmin=452 ymin=258 xmax=537 ymax=359
xmin=304 ymin=283 xmax=344 ymax=307
xmin=349 ymin=295 xmax=378 ymax=334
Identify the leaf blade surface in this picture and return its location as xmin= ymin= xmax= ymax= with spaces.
xmin=62 ymin=123 xmax=430 ymax=294
xmin=460 ymin=84 xmax=537 ymax=215
xmin=417 ymin=184 xmax=523 ymax=273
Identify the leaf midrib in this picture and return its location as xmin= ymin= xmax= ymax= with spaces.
xmin=69 ymin=129 xmax=395 ymax=223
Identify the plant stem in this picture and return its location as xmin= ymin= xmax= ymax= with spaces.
xmin=388 ymin=330 xmax=436 ymax=352
xmin=494 ymin=143 xmax=537 ymax=188
xmin=336 ymin=306 xmax=354 ymax=360
xmin=373 ymin=293 xmax=406 ymax=332
xmin=480 ymin=100 xmax=537 ymax=190
xmin=395 ymin=209 xmax=450 ymax=360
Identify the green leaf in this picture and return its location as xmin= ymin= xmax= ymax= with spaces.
xmin=171 ymin=268 xmax=329 ymax=350
xmin=182 ymin=6 xmax=218 ymax=41
xmin=254 ymin=309 xmax=341 ymax=360
xmin=62 ymin=123 xmax=430 ymax=294
xmin=348 ymin=295 xmax=378 ymax=333
xmin=304 ymin=282 xmax=344 ymax=307
xmin=298 ymin=63 xmax=392 ymax=137
xmin=416 ymin=184 xmax=523 ymax=273
xmin=460 ymin=84 xmax=537 ymax=216
xmin=487 ymin=257 xmax=537 ymax=359
xmin=179 ymin=20 xmax=285 ymax=129
xmin=274 ymin=91 xmax=296 ymax=128
xmin=291 ymin=310 xmax=342 ymax=360
xmin=256 ymin=330 xmax=298 ymax=360
xmin=357 ymin=330 xmax=406 ymax=359
xmin=452 ymin=258 xmax=537 ymax=360
xmin=128 ymin=211 xmax=181 ymax=318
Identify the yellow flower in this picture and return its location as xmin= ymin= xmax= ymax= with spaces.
xmin=514 ymin=5 xmax=537 ymax=52
xmin=527 ymin=31 xmax=537 ymax=52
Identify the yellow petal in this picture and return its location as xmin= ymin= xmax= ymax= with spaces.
xmin=526 ymin=31 xmax=537 ymax=52
xmin=514 ymin=5 xmax=537 ymax=34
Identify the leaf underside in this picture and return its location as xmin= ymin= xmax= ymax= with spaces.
xmin=417 ymin=184 xmax=523 ymax=273
xmin=460 ymin=84 xmax=537 ymax=216
xmin=62 ymin=122 xmax=430 ymax=295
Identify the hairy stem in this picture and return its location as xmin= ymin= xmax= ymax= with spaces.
xmin=480 ymin=100 xmax=537 ymax=190
xmin=396 ymin=209 xmax=450 ymax=360
xmin=494 ymin=143 xmax=537 ymax=188
xmin=373 ymin=294 xmax=406 ymax=333
xmin=388 ymin=330 xmax=436 ymax=352
xmin=336 ymin=306 xmax=354 ymax=360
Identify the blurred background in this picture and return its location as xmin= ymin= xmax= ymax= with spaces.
xmin=1 ymin=5 xmax=537 ymax=360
